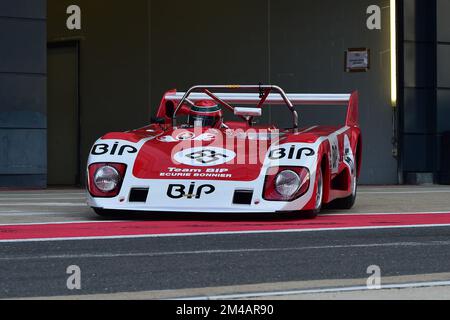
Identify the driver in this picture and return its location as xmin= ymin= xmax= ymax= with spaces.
xmin=188 ymin=100 xmax=223 ymax=128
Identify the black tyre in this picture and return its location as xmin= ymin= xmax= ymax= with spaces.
xmin=93 ymin=208 xmax=119 ymax=218
xmin=329 ymin=167 xmax=358 ymax=210
xmin=303 ymin=165 xmax=323 ymax=219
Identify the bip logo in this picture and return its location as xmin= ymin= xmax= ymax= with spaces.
xmin=167 ymin=183 xmax=215 ymax=199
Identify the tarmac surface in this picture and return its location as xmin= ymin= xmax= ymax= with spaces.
xmin=1 ymin=185 xmax=450 ymax=299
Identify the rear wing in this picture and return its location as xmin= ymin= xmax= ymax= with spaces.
xmin=157 ymin=85 xmax=359 ymax=128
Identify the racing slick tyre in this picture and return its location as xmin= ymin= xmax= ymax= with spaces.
xmin=93 ymin=208 xmax=120 ymax=218
xmin=328 ymin=165 xmax=358 ymax=210
xmin=303 ymin=165 xmax=323 ymax=219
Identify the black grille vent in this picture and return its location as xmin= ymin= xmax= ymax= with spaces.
xmin=129 ymin=188 xmax=149 ymax=203
xmin=233 ymin=190 xmax=253 ymax=205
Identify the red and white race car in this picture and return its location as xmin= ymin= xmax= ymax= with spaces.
xmin=87 ymin=85 xmax=362 ymax=218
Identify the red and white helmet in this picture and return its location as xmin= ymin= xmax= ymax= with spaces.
xmin=188 ymin=100 xmax=223 ymax=128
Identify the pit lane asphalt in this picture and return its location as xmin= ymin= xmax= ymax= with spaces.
xmin=1 ymin=186 xmax=450 ymax=299
xmin=1 ymin=185 xmax=450 ymax=224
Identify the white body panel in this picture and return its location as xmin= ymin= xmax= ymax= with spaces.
xmin=166 ymin=92 xmax=351 ymax=106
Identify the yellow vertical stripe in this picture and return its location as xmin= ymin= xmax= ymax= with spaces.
xmin=391 ymin=0 xmax=397 ymax=107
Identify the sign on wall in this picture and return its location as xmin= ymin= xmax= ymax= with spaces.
xmin=345 ymin=48 xmax=370 ymax=72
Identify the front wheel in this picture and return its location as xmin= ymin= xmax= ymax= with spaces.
xmin=93 ymin=208 xmax=120 ymax=218
xmin=302 ymin=166 xmax=323 ymax=219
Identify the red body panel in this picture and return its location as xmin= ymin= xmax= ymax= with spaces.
xmin=132 ymin=127 xmax=276 ymax=181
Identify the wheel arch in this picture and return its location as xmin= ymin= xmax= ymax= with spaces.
xmin=320 ymin=153 xmax=331 ymax=204
xmin=355 ymin=134 xmax=362 ymax=178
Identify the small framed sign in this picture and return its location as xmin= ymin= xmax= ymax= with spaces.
xmin=345 ymin=48 xmax=370 ymax=72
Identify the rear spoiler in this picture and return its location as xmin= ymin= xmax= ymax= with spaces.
xmin=159 ymin=85 xmax=359 ymax=128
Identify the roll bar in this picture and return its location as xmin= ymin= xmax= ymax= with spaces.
xmin=172 ymin=85 xmax=299 ymax=129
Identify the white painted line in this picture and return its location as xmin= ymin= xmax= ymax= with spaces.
xmin=2 ymin=223 xmax=450 ymax=243
xmin=359 ymin=190 xmax=450 ymax=194
xmin=0 ymin=212 xmax=87 ymax=217
xmin=180 ymin=280 xmax=450 ymax=300
xmin=0 ymin=211 xmax=448 ymax=225
xmin=0 ymin=192 xmax=85 ymax=196
xmin=0 ymin=220 xmax=122 ymax=227
xmin=323 ymin=211 xmax=450 ymax=216
xmin=0 ymin=197 xmax=86 ymax=200
xmin=0 ymin=203 xmax=87 ymax=207
xmin=2 ymin=240 xmax=450 ymax=261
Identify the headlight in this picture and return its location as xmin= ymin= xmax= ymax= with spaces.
xmin=275 ymin=170 xmax=301 ymax=198
xmin=94 ymin=166 xmax=120 ymax=192
xmin=264 ymin=167 xmax=310 ymax=201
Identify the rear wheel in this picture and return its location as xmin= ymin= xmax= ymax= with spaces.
xmin=329 ymin=165 xmax=358 ymax=210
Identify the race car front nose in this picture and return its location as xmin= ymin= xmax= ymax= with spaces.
xmin=87 ymin=173 xmax=314 ymax=213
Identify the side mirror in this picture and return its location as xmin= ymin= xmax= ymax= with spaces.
xmin=150 ymin=117 xmax=166 ymax=125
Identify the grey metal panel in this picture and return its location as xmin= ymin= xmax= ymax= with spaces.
xmin=0 ymin=175 xmax=46 ymax=188
xmin=437 ymin=89 xmax=450 ymax=133
xmin=401 ymin=0 xmax=441 ymax=183
xmin=0 ymin=0 xmax=46 ymax=19
xmin=404 ymin=42 xmax=436 ymax=88
xmin=437 ymin=135 xmax=443 ymax=172
xmin=402 ymin=134 xmax=434 ymax=172
xmin=403 ymin=88 xmax=435 ymax=134
xmin=0 ymin=74 xmax=46 ymax=128
xmin=404 ymin=0 xmax=436 ymax=42
xmin=270 ymin=0 xmax=397 ymax=184
xmin=437 ymin=45 xmax=450 ymax=88
xmin=0 ymin=18 xmax=46 ymax=74
xmin=437 ymin=0 xmax=450 ymax=42
xmin=0 ymin=129 xmax=46 ymax=175
xmin=0 ymin=1 xmax=47 ymax=188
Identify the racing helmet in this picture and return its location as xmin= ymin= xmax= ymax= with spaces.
xmin=188 ymin=100 xmax=223 ymax=128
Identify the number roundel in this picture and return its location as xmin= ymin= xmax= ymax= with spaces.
xmin=173 ymin=147 xmax=237 ymax=167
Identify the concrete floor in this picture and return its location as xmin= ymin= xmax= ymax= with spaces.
xmin=0 ymin=186 xmax=450 ymax=224
xmin=22 ymin=273 xmax=450 ymax=300
xmin=0 ymin=185 xmax=450 ymax=225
